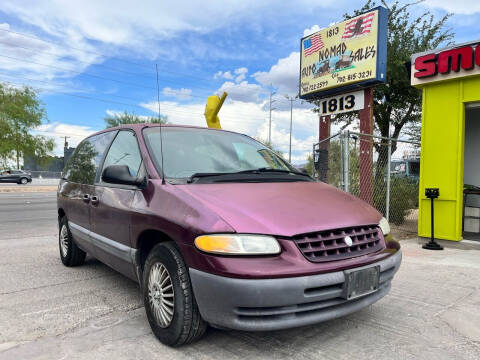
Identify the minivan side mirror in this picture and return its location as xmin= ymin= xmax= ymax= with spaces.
xmin=297 ymin=167 xmax=309 ymax=175
xmin=102 ymin=165 xmax=145 ymax=187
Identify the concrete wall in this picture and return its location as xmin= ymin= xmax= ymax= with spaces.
xmin=464 ymin=107 xmax=480 ymax=207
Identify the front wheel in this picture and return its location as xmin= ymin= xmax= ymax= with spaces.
xmin=19 ymin=177 xmax=28 ymax=185
xmin=143 ymin=242 xmax=207 ymax=346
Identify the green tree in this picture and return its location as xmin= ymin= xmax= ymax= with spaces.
xmin=104 ymin=111 xmax=168 ymax=128
xmin=305 ymin=153 xmax=314 ymax=176
xmin=312 ymin=1 xmax=453 ymax=183
xmin=0 ymin=83 xmax=55 ymax=169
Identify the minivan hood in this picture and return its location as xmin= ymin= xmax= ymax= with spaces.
xmin=177 ymin=181 xmax=382 ymax=237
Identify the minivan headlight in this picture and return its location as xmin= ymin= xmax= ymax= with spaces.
xmin=379 ymin=217 xmax=390 ymax=235
xmin=194 ymin=234 xmax=281 ymax=255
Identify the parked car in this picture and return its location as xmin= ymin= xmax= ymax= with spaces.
xmin=391 ymin=156 xmax=420 ymax=183
xmin=57 ymin=124 xmax=402 ymax=346
xmin=0 ymin=169 xmax=32 ymax=184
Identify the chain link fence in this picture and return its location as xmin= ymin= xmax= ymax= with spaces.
xmin=314 ymin=131 xmax=420 ymax=237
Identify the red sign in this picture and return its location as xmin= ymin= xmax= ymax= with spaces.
xmin=414 ymin=43 xmax=480 ymax=79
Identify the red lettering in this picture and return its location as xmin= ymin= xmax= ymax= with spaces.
xmin=438 ymin=46 xmax=474 ymax=73
xmin=414 ymin=54 xmax=437 ymax=78
xmin=476 ymin=45 xmax=480 ymax=66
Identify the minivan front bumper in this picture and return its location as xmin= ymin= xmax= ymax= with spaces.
xmin=189 ymin=250 xmax=401 ymax=331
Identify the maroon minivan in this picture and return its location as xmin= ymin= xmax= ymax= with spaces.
xmin=57 ymin=124 xmax=401 ymax=346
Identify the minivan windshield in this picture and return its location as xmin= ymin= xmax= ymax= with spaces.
xmin=143 ymin=127 xmax=302 ymax=183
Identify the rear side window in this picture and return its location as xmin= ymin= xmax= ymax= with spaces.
xmin=101 ymin=131 xmax=142 ymax=178
xmin=63 ymin=131 xmax=116 ymax=184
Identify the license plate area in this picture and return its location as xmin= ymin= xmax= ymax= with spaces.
xmin=343 ymin=266 xmax=380 ymax=300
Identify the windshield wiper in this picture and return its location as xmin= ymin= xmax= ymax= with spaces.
xmin=187 ymin=172 xmax=237 ymax=183
xmin=187 ymin=168 xmax=311 ymax=183
xmin=237 ymin=167 xmax=310 ymax=177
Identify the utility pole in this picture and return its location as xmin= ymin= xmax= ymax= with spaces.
xmin=63 ymin=136 xmax=70 ymax=149
xmin=269 ymin=84 xmax=276 ymax=144
xmin=285 ymin=94 xmax=298 ymax=163
xmin=62 ymin=136 xmax=70 ymax=168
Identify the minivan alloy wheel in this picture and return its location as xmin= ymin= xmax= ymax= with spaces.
xmin=148 ymin=262 xmax=175 ymax=328
xmin=60 ymin=225 xmax=69 ymax=258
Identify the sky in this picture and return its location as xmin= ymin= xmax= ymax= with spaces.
xmin=0 ymin=0 xmax=479 ymax=164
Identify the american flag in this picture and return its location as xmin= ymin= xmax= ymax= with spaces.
xmin=342 ymin=12 xmax=375 ymax=39
xmin=303 ymin=33 xmax=324 ymax=57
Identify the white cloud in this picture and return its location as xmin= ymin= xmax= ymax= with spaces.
xmin=215 ymin=67 xmax=249 ymax=83
xmin=214 ymin=71 xmax=234 ymax=80
xmin=234 ymin=67 xmax=248 ymax=83
xmin=423 ymin=0 xmax=480 ymax=14
xmin=217 ymin=81 xmax=264 ymax=103
xmin=253 ymin=52 xmax=300 ymax=96
xmin=34 ymin=122 xmax=98 ymax=155
xmin=0 ymin=22 xmax=103 ymax=92
xmin=162 ymin=87 xmax=192 ymax=100
xmin=303 ymin=25 xmax=323 ymax=37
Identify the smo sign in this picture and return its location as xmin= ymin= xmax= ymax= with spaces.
xmin=299 ymin=7 xmax=387 ymax=100
xmin=411 ymin=41 xmax=480 ymax=86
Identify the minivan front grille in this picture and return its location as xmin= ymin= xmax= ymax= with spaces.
xmin=292 ymin=225 xmax=384 ymax=262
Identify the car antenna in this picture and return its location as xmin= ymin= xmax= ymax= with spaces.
xmin=155 ymin=63 xmax=166 ymax=184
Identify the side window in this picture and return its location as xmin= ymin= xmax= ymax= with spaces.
xmin=91 ymin=131 xmax=117 ymax=176
xmin=101 ymin=131 xmax=142 ymax=179
xmin=63 ymin=140 xmax=97 ymax=184
xmin=63 ymin=131 xmax=116 ymax=184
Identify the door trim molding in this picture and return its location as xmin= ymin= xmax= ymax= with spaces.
xmin=69 ymin=221 xmax=135 ymax=264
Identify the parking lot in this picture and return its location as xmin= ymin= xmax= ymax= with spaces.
xmin=0 ymin=191 xmax=479 ymax=360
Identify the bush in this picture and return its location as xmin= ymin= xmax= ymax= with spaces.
xmin=373 ymin=176 xmax=418 ymax=225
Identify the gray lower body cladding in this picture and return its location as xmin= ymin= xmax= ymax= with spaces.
xmin=190 ymin=250 xmax=402 ymax=331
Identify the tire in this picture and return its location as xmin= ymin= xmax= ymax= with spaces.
xmin=143 ymin=242 xmax=207 ymax=346
xmin=19 ymin=177 xmax=28 ymax=185
xmin=59 ymin=217 xmax=86 ymax=267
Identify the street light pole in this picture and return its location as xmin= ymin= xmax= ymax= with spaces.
xmin=288 ymin=98 xmax=293 ymax=162
xmin=269 ymin=84 xmax=276 ymax=144
xmin=285 ymin=94 xmax=297 ymax=163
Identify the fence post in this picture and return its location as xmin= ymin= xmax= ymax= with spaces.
xmin=386 ymin=139 xmax=392 ymax=221
xmin=343 ymin=130 xmax=350 ymax=193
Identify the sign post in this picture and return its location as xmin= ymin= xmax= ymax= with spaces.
xmin=318 ymin=115 xmax=331 ymax=182
xmin=359 ymin=88 xmax=374 ymax=203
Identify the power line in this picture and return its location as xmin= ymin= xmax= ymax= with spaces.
xmin=0 ymin=27 xmax=222 ymax=84
xmin=0 ymin=70 xmax=211 ymax=102
xmin=0 ymin=53 xmax=157 ymax=90
xmin=0 ymin=74 xmax=281 ymax=123
xmin=0 ymin=78 xmax=273 ymax=126
xmin=0 ymin=51 xmax=257 ymax=96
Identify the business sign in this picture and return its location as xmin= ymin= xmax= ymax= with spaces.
xmin=411 ymin=41 xmax=480 ymax=86
xmin=317 ymin=90 xmax=365 ymax=116
xmin=299 ymin=7 xmax=387 ymax=100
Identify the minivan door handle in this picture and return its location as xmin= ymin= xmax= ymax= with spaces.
xmin=91 ymin=196 xmax=99 ymax=206
xmin=82 ymin=194 xmax=90 ymax=203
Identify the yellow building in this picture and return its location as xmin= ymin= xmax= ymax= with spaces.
xmin=411 ymin=40 xmax=480 ymax=241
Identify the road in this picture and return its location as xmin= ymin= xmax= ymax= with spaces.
xmin=0 ymin=192 xmax=479 ymax=359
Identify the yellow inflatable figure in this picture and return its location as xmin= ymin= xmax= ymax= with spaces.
xmin=204 ymin=92 xmax=227 ymax=129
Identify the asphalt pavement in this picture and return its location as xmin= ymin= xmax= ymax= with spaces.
xmin=0 ymin=191 xmax=479 ymax=359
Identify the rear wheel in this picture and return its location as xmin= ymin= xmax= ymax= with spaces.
xmin=59 ymin=217 xmax=86 ymax=267
xmin=143 ymin=242 xmax=207 ymax=346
